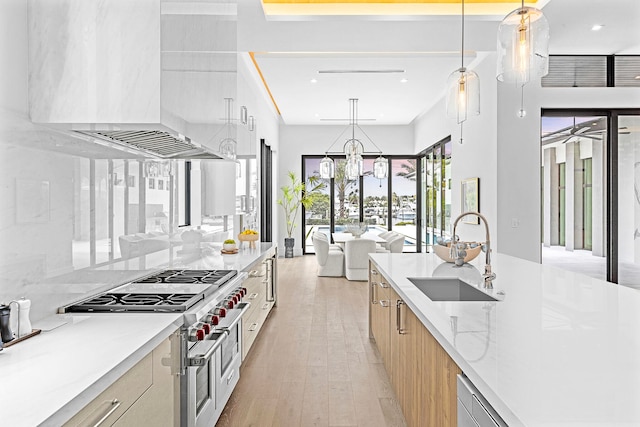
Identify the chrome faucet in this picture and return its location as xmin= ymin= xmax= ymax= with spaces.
xmin=451 ymin=211 xmax=496 ymax=288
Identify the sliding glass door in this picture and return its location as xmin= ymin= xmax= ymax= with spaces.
xmin=420 ymin=137 xmax=452 ymax=251
xmin=617 ymin=114 xmax=640 ymax=289
xmin=542 ymin=109 xmax=640 ymax=288
xmin=303 ymin=155 xmax=416 ymax=254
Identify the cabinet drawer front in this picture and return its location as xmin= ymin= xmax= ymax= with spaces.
xmin=64 ymin=353 xmax=153 ymax=427
xmin=241 ymin=297 xmax=273 ymax=360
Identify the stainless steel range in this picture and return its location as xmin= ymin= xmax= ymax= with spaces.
xmin=60 ymin=268 xmax=250 ymax=427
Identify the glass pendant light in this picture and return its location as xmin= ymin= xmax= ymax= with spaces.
xmin=345 ymin=153 xmax=363 ymax=180
xmin=321 ymin=98 xmax=388 ymax=180
xmin=373 ymin=155 xmax=388 ymax=180
xmin=218 ymin=98 xmax=237 ymax=160
xmin=497 ymin=0 xmax=549 ymax=116
xmin=319 ymin=155 xmax=335 ymax=179
xmin=445 ymin=0 xmax=479 ymax=144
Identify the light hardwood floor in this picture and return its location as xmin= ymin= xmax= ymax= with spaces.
xmin=216 ymin=255 xmax=407 ymax=427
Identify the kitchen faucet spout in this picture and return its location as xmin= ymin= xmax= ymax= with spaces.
xmin=451 ymin=211 xmax=496 ymax=288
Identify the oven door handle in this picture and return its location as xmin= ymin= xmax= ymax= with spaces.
xmin=219 ymin=302 xmax=251 ymax=333
xmin=186 ymin=333 xmax=228 ymax=367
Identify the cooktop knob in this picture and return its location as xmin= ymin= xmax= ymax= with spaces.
xmin=214 ymin=307 xmax=226 ymax=317
xmin=196 ymin=329 xmax=205 ymax=341
xmin=226 ymin=299 xmax=235 ymax=309
xmin=210 ymin=315 xmax=220 ymax=325
xmin=201 ymin=324 xmax=211 ymax=334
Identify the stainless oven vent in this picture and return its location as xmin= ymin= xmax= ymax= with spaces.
xmin=77 ymin=130 xmax=224 ymax=159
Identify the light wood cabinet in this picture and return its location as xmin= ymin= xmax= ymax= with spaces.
xmin=369 ymin=265 xmax=391 ymax=368
xmin=369 ymin=261 xmax=460 ymax=427
xmin=242 ymin=254 xmax=276 ymax=360
xmin=64 ymin=331 xmax=179 ymax=427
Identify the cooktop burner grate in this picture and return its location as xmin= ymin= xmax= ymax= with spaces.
xmin=62 ymin=269 xmax=238 ymax=313
xmin=66 ymin=293 xmax=200 ymax=312
xmin=131 ymin=269 xmax=237 ymax=285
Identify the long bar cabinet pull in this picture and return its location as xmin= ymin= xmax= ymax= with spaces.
xmin=93 ymin=399 xmax=122 ymax=427
xmin=370 ymin=282 xmax=378 ymax=304
xmin=396 ymin=300 xmax=405 ymax=334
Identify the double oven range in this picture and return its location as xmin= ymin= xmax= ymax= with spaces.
xmin=60 ymin=268 xmax=251 ymax=427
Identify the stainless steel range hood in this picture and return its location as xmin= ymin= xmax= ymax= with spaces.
xmin=76 ymin=130 xmax=224 ymax=160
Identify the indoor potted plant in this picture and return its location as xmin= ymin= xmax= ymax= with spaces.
xmin=222 ymin=239 xmax=237 ymax=252
xmin=278 ymin=171 xmax=325 ymax=258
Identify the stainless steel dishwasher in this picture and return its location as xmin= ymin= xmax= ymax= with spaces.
xmin=457 ymin=374 xmax=508 ymax=427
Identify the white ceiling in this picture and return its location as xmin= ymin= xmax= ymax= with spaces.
xmin=245 ymin=0 xmax=640 ymax=125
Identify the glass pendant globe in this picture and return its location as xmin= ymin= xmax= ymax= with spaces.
xmin=319 ymin=156 xmax=335 ymax=179
xmin=373 ymin=155 xmax=388 ymax=179
xmin=445 ymin=67 xmax=480 ymax=124
xmin=219 ymin=138 xmax=237 ymax=160
xmin=496 ymin=6 xmax=550 ymax=85
xmin=345 ymin=154 xmax=363 ymax=180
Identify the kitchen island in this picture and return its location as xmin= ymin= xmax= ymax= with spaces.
xmin=369 ymin=252 xmax=640 ymax=427
xmin=0 ymin=243 xmax=276 ymax=427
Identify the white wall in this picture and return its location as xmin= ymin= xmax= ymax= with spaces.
xmin=276 ymin=124 xmax=414 ymax=255
xmin=414 ymin=53 xmax=498 ymax=247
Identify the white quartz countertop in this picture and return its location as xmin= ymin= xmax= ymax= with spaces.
xmin=369 ymin=252 xmax=640 ymax=427
xmin=0 ymin=313 xmax=183 ymax=427
xmin=0 ymin=243 xmax=276 ymax=427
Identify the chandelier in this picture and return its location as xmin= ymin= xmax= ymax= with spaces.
xmin=496 ymin=0 xmax=549 ymax=117
xmin=319 ymin=99 xmax=388 ymax=181
xmin=218 ymin=97 xmax=237 ymax=160
xmin=445 ymin=0 xmax=479 ymax=144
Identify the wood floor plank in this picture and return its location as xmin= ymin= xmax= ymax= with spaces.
xmin=217 ymin=255 xmax=407 ymax=427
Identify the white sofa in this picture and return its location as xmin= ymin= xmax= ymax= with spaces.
xmin=344 ymin=238 xmax=377 ymax=281
xmin=313 ymin=232 xmax=344 ymax=277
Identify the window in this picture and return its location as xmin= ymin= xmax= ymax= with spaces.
xmin=303 ymin=154 xmax=418 ymax=254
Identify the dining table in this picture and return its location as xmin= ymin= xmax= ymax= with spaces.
xmin=331 ymin=232 xmax=386 ymax=247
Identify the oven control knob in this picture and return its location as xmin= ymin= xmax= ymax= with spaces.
xmin=214 ymin=307 xmax=226 ymax=317
xmin=226 ymin=299 xmax=235 ymax=309
xmin=236 ymin=291 xmax=243 ymax=301
xmin=232 ymin=295 xmax=239 ymax=304
xmin=201 ymin=324 xmax=211 ymax=334
xmin=242 ymin=287 xmax=247 ymax=296
xmin=196 ymin=329 xmax=205 ymax=341
xmin=209 ymin=315 xmax=220 ymax=325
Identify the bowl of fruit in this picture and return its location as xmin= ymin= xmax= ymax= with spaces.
xmin=238 ymin=229 xmax=259 ymax=248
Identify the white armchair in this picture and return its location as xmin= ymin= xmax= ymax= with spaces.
xmin=313 ymin=231 xmax=342 ymax=251
xmin=387 ymin=234 xmax=405 ymax=253
xmin=344 ymin=238 xmax=377 ymax=281
xmin=313 ymin=234 xmax=344 ymax=277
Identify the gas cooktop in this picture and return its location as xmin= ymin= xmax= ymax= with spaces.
xmin=62 ymin=269 xmax=238 ymax=313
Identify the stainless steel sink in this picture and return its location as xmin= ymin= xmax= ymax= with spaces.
xmin=407 ymin=277 xmax=498 ymax=302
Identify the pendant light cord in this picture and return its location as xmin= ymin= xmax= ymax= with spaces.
xmin=461 ymin=0 xmax=465 ymax=70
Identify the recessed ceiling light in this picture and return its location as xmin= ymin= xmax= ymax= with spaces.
xmin=635 ymin=75 xmax=640 ymax=80
xmin=591 ymin=24 xmax=604 ymax=31
xmin=310 ymin=78 xmax=318 ymax=83
xmin=314 ymin=113 xmax=319 ymax=118
xmin=400 ymin=78 xmax=408 ymax=83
